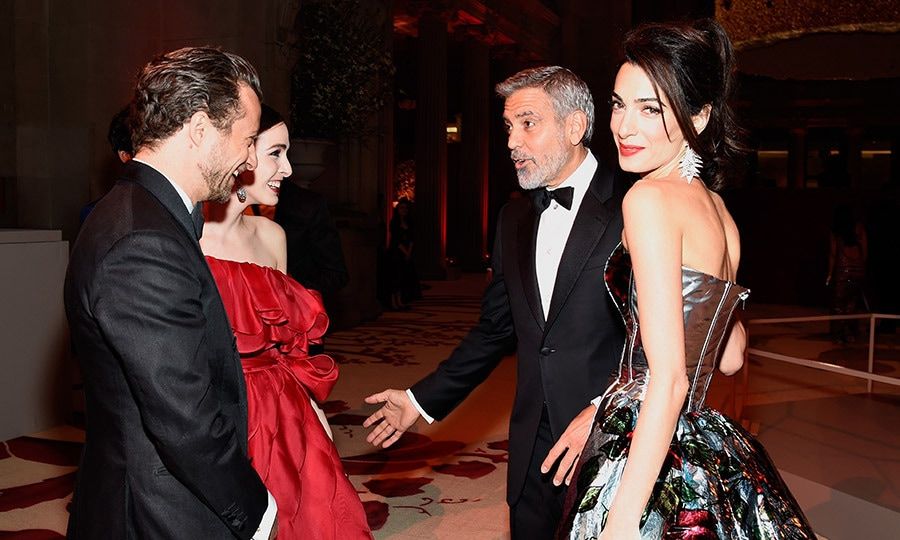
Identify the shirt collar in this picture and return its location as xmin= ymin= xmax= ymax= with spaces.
xmin=547 ymin=150 xmax=597 ymax=210
xmin=131 ymin=158 xmax=195 ymax=213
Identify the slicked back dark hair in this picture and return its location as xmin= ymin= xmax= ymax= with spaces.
xmin=623 ymin=19 xmax=746 ymax=190
xmin=130 ymin=46 xmax=262 ymax=151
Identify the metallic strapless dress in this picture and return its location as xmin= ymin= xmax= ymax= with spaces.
xmin=560 ymin=244 xmax=815 ymax=539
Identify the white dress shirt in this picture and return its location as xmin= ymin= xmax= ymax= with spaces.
xmin=408 ymin=151 xmax=600 ymax=423
xmin=535 ymin=151 xmax=597 ymax=318
xmin=132 ymin=159 xmax=278 ymax=538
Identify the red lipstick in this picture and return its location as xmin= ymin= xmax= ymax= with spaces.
xmin=618 ymin=144 xmax=644 ymax=157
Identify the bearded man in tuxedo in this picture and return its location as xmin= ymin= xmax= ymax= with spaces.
xmin=364 ymin=66 xmax=626 ymax=539
xmin=65 ymin=47 xmax=277 ymax=539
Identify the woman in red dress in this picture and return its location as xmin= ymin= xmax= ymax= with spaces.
xmin=200 ymin=104 xmax=371 ymax=539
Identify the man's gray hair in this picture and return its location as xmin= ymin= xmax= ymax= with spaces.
xmin=496 ymin=66 xmax=595 ymax=145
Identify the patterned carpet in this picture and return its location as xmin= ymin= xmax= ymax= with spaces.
xmin=4 ymin=275 xmax=891 ymax=538
xmin=0 ymin=274 xmax=516 ymax=539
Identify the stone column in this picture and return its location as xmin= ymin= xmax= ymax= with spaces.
xmin=456 ymin=39 xmax=490 ymax=271
xmin=788 ymin=128 xmax=807 ymax=188
xmin=845 ymin=127 xmax=863 ymax=188
xmin=565 ymin=0 xmax=631 ymax=166
xmin=892 ymin=132 xmax=900 ymax=185
xmin=0 ymin=0 xmax=15 ymax=227
xmin=414 ymin=12 xmax=448 ymax=279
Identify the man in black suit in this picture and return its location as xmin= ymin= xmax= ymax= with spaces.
xmin=364 ymin=66 xmax=625 ymax=539
xmin=274 ymin=180 xmax=349 ymax=296
xmin=65 ymin=47 xmax=276 ymax=539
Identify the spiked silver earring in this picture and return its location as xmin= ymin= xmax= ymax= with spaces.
xmin=679 ymin=144 xmax=702 ymax=183
xmin=236 ymin=186 xmax=247 ymax=203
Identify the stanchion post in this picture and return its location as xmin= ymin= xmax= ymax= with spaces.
xmin=738 ymin=344 xmax=749 ymax=421
xmin=867 ymin=315 xmax=876 ymax=393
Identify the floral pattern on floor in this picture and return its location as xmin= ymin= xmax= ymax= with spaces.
xmin=0 ymin=275 xmax=515 ymax=539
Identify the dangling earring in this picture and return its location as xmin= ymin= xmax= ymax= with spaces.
xmin=679 ymin=144 xmax=702 ymax=183
xmin=236 ymin=186 xmax=247 ymax=203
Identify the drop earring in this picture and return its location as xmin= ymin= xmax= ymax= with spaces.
xmin=679 ymin=144 xmax=702 ymax=183
xmin=236 ymin=186 xmax=247 ymax=203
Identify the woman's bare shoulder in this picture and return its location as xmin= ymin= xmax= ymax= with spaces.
xmin=247 ymin=214 xmax=284 ymax=235
xmin=246 ymin=215 xmax=286 ymax=251
xmin=623 ymin=178 xmax=671 ymax=210
xmin=624 ymin=177 xmax=698 ymax=223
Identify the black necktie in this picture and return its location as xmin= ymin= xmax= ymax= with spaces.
xmin=191 ymin=203 xmax=204 ymax=240
xmin=532 ymin=186 xmax=574 ymax=212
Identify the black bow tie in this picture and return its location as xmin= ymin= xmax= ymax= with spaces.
xmin=533 ymin=186 xmax=574 ymax=212
xmin=191 ymin=203 xmax=204 ymax=240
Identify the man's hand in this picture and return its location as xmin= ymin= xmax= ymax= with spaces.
xmin=541 ymin=404 xmax=598 ymax=486
xmin=363 ymin=389 xmax=421 ymax=448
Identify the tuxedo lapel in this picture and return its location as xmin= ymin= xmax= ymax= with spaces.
xmin=517 ymin=200 xmax=545 ymax=331
xmin=545 ymin=169 xmax=617 ymax=330
xmin=123 ymin=160 xmax=199 ymax=244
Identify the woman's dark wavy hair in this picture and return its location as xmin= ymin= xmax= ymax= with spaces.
xmin=623 ymin=19 xmax=746 ymax=190
xmin=258 ymin=103 xmax=286 ymax=135
xmin=130 ymin=46 xmax=262 ymax=151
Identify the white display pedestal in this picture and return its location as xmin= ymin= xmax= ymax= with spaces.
xmin=0 ymin=229 xmax=70 ymax=441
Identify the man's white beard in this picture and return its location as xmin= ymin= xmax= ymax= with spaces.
xmin=516 ymin=147 xmax=568 ymax=190
xmin=515 ymin=132 xmax=570 ymax=190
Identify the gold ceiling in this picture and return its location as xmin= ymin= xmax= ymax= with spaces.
xmin=716 ymin=0 xmax=900 ymax=49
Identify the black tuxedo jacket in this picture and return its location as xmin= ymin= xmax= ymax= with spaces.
xmin=64 ymin=161 xmax=267 ymax=538
xmin=274 ymin=181 xmax=349 ymax=295
xmin=411 ymin=163 xmax=626 ymax=505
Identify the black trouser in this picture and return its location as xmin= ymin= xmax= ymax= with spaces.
xmin=510 ymin=406 xmax=567 ymax=540
xmin=830 ymin=277 xmax=867 ymax=341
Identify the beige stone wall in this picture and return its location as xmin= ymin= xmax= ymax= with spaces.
xmin=5 ymin=0 xmax=297 ymax=241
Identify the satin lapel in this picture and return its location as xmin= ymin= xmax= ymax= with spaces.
xmin=517 ymin=203 xmax=545 ymax=331
xmin=544 ymin=174 xmax=616 ymax=331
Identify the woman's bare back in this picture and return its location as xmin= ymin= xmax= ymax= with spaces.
xmin=676 ymin=179 xmax=740 ymax=281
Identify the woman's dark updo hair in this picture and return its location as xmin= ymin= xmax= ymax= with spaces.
xmin=258 ymin=103 xmax=286 ymax=134
xmin=622 ymin=18 xmax=746 ymax=190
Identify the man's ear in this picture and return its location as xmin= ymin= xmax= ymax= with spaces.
xmin=186 ymin=110 xmax=212 ymax=149
xmin=693 ymin=104 xmax=711 ymax=135
xmin=566 ymin=110 xmax=588 ymax=146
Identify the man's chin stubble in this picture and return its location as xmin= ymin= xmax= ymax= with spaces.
xmin=205 ymin=178 xmax=234 ymax=203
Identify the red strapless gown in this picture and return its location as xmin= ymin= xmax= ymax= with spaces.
xmin=206 ymin=257 xmax=371 ymax=540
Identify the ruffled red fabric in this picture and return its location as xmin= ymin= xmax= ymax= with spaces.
xmin=208 ymin=256 xmax=329 ymax=356
xmin=207 ymin=257 xmax=371 ymax=540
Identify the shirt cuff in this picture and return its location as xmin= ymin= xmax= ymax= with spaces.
xmin=406 ymin=389 xmax=435 ymax=424
xmin=590 ymin=395 xmax=604 ymax=409
xmin=251 ymin=490 xmax=278 ymax=540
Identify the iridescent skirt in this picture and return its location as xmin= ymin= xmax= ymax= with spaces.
xmin=560 ymin=380 xmax=816 ymax=539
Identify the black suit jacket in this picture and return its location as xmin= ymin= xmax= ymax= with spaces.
xmin=411 ymin=162 xmax=626 ymax=506
xmin=274 ymin=181 xmax=349 ymax=294
xmin=64 ymin=161 xmax=267 ymax=538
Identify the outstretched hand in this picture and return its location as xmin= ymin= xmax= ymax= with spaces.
xmin=541 ymin=403 xmax=598 ymax=486
xmin=363 ymin=389 xmax=421 ymax=448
